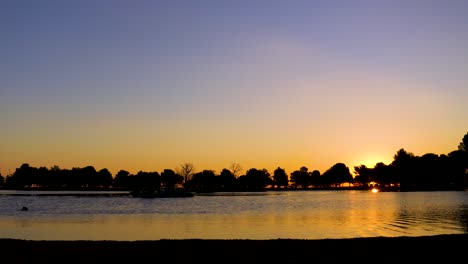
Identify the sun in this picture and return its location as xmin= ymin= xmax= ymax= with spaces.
xmin=358 ymin=155 xmax=390 ymax=169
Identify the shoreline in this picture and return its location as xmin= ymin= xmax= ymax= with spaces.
xmin=2 ymin=234 xmax=467 ymax=263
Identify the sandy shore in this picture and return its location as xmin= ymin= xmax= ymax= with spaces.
xmin=1 ymin=234 xmax=467 ymax=263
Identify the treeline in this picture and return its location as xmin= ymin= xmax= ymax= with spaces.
xmin=1 ymin=133 xmax=467 ymax=192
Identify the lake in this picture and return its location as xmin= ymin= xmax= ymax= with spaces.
xmin=0 ymin=190 xmax=467 ymax=240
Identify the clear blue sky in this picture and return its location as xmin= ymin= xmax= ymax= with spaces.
xmin=1 ymin=0 xmax=467 ymax=176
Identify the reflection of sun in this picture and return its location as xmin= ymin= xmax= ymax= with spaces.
xmin=371 ymin=188 xmax=379 ymax=193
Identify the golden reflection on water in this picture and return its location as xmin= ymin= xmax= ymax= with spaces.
xmin=0 ymin=191 xmax=465 ymax=240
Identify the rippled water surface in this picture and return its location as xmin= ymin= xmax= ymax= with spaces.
xmin=0 ymin=190 xmax=467 ymax=240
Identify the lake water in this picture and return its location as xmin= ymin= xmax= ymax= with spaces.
xmin=0 ymin=190 xmax=467 ymax=241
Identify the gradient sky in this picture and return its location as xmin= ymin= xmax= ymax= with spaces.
xmin=1 ymin=0 xmax=468 ymax=176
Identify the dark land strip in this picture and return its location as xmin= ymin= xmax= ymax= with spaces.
xmin=1 ymin=234 xmax=467 ymax=263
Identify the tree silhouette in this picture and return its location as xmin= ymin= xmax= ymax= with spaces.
xmin=0 ymin=171 xmax=4 ymax=186
xmin=273 ymin=167 xmax=288 ymax=188
xmin=372 ymin=162 xmax=394 ymax=188
xmin=133 ymin=171 xmax=160 ymax=192
xmin=161 ymin=169 xmax=183 ymax=190
xmin=78 ymin=166 xmax=96 ymax=188
xmin=68 ymin=167 xmax=82 ymax=189
xmin=190 ymin=170 xmax=217 ymax=192
xmin=446 ymin=150 xmax=466 ymax=189
xmin=309 ymin=170 xmax=321 ymax=187
xmin=391 ymin=149 xmax=417 ymax=190
xmin=49 ymin=165 xmax=64 ymax=189
xmin=6 ymin=163 xmax=33 ymax=188
xmin=96 ymin=168 xmax=113 ymax=188
xmin=353 ymin=165 xmax=372 ymax=187
xmin=458 ymin=132 xmax=468 ymax=151
xmin=456 ymin=132 xmax=468 ymax=189
xmin=113 ymin=170 xmax=131 ymax=189
xmin=177 ymin=162 xmax=195 ymax=185
xmin=290 ymin=166 xmax=310 ymax=188
xmin=229 ymin=162 xmax=242 ymax=177
xmin=241 ymin=168 xmax=272 ymax=190
xmin=219 ymin=168 xmax=237 ymax=191
xmin=36 ymin=166 xmax=49 ymax=187
xmin=322 ymin=163 xmax=353 ymax=187
xmin=418 ymin=153 xmax=441 ymax=189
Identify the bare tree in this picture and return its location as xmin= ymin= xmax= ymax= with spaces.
xmin=229 ymin=162 xmax=242 ymax=177
xmin=177 ymin=162 xmax=195 ymax=183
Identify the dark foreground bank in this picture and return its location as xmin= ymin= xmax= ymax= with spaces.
xmin=1 ymin=234 xmax=467 ymax=263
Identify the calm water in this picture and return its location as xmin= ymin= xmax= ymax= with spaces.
xmin=0 ymin=190 xmax=467 ymax=240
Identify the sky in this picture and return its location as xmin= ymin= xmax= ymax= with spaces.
xmin=1 ymin=0 xmax=468 ymax=176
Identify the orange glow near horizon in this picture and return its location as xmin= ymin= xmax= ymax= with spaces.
xmin=359 ymin=155 xmax=392 ymax=168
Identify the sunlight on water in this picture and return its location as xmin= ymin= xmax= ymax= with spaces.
xmin=0 ymin=190 xmax=466 ymax=240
